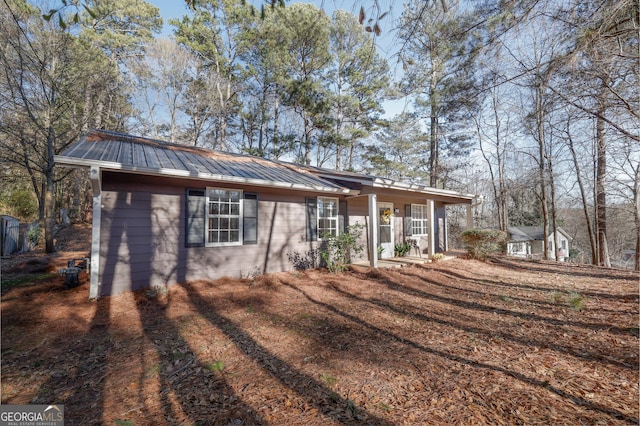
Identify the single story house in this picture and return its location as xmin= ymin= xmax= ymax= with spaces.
xmin=55 ymin=130 xmax=479 ymax=298
xmin=507 ymin=226 xmax=572 ymax=261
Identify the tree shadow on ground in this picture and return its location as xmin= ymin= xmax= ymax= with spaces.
xmin=181 ymin=281 xmax=396 ymax=426
xmin=132 ymin=292 xmax=266 ymax=425
xmin=404 ymin=267 xmax=638 ymax=315
xmin=488 ymin=257 xmax=639 ymax=283
xmin=278 ymin=276 xmax=638 ymax=424
xmin=16 ymin=296 xmax=113 ymax=425
xmin=367 ymin=267 xmax=637 ymax=338
xmin=325 ymin=276 xmax=637 ymax=370
xmin=428 ymin=263 xmax=639 ymax=302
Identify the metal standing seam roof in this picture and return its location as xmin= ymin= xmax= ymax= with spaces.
xmin=55 ymin=130 xmax=352 ymax=193
xmin=56 ymin=130 xmax=480 ymax=203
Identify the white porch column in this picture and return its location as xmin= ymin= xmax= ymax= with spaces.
xmin=426 ymin=199 xmax=436 ymax=258
xmin=466 ymin=204 xmax=473 ymax=229
xmin=368 ymin=194 xmax=378 ymax=268
xmin=89 ymin=166 xmax=101 ymax=299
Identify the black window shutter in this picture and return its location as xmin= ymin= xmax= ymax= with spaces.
xmin=243 ymin=193 xmax=258 ymax=244
xmin=404 ymin=204 xmax=412 ymax=237
xmin=306 ymin=197 xmax=318 ymax=241
xmin=186 ymin=189 xmax=206 ymax=247
xmin=338 ymin=199 xmax=348 ymax=233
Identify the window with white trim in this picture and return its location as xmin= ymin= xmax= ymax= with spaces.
xmin=411 ymin=204 xmax=428 ymax=236
xmin=186 ymin=189 xmax=258 ymax=247
xmin=318 ymin=197 xmax=338 ymax=238
xmin=207 ymin=188 xmax=242 ymax=246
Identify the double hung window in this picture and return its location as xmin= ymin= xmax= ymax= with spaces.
xmin=207 ymin=188 xmax=242 ymax=245
xmin=186 ymin=188 xmax=258 ymax=247
xmin=411 ymin=204 xmax=428 ymax=236
xmin=318 ymin=197 xmax=338 ymax=238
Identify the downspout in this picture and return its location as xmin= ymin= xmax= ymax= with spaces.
xmin=368 ymin=194 xmax=378 ymax=268
xmin=427 ymin=200 xmax=435 ymax=258
xmin=89 ymin=166 xmax=102 ymax=299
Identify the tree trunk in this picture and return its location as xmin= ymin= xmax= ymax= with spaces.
xmin=475 ymin=116 xmax=502 ymax=231
xmin=304 ymin=114 xmax=312 ymax=166
xmin=630 ymin=142 xmax=640 ymax=271
xmin=595 ymin=84 xmax=610 ymax=267
xmin=535 ymin=85 xmax=550 ymax=260
xmin=429 ymin=103 xmax=438 ymax=188
xmin=347 ymin=141 xmax=355 ymax=171
xmin=548 ymin=155 xmax=559 ymax=261
xmin=44 ymin=125 xmax=56 ymax=253
xmin=635 ymin=174 xmax=640 ymax=271
xmin=429 ymin=67 xmax=438 ymax=187
xmin=567 ymin=131 xmax=598 ymax=264
xmin=272 ymin=95 xmax=280 ymax=159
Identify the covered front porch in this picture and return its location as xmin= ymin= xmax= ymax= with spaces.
xmin=306 ymin=166 xmax=481 ymax=269
xmin=355 ymin=191 xmax=477 ymax=268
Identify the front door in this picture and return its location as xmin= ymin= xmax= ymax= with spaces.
xmin=378 ymin=202 xmax=394 ymax=259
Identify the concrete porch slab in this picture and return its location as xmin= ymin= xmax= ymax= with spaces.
xmin=352 ymin=251 xmax=462 ymax=269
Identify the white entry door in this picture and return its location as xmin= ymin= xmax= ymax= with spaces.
xmin=377 ymin=202 xmax=394 ymax=259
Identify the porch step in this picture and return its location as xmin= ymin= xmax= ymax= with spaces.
xmin=353 ymin=252 xmax=460 ymax=269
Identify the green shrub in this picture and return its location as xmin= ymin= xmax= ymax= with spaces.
xmin=287 ymin=248 xmax=321 ymax=270
xmin=568 ymin=292 xmax=586 ymax=311
xmin=27 ymin=225 xmax=41 ymax=246
xmin=460 ymin=228 xmax=509 ymax=260
xmin=0 ymin=184 xmax=38 ymax=221
xmin=394 ymin=241 xmax=412 ymax=257
xmin=320 ymin=223 xmax=365 ymax=273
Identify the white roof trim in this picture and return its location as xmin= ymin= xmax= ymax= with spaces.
xmin=54 ymin=155 xmax=358 ymax=195
xmin=372 ymin=178 xmax=476 ymax=201
xmin=313 ymin=172 xmax=477 ymax=202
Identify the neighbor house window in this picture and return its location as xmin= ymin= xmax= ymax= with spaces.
xmin=411 ymin=204 xmax=428 ymax=236
xmin=318 ymin=197 xmax=338 ymax=238
xmin=206 ymin=188 xmax=242 ymax=246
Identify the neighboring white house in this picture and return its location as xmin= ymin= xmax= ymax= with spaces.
xmin=507 ymin=226 xmax=572 ymax=261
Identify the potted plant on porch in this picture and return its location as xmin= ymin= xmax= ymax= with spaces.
xmin=394 ymin=241 xmax=413 ymax=257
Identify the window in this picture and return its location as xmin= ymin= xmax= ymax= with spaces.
xmin=207 ymin=188 xmax=242 ymax=245
xmin=411 ymin=204 xmax=428 ymax=236
xmin=186 ymin=188 xmax=258 ymax=247
xmin=306 ymin=197 xmax=346 ymax=241
xmin=318 ymin=197 xmax=338 ymax=238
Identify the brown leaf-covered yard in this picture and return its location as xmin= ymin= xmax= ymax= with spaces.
xmin=1 ymin=225 xmax=639 ymax=425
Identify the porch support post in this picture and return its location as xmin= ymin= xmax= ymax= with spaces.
xmin=89 ymin=166 xmax=101 ymax=299
xmin=368 ymin=193 xmax=378 ymax=268
xmin=466 ymin=204 xmax=473 ymax=229
xmin=427 ymin=199 xmax=436 ymax=258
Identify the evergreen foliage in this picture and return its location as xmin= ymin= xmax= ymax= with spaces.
xmin=460 ymin=229 xmax=509 ymax=260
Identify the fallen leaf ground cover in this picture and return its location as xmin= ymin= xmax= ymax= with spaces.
xmin=1 ymin=228 xmax=638 ymax=425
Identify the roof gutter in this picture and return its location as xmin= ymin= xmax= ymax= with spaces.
xmin=371 ymin=180 xmax=476 ymax=203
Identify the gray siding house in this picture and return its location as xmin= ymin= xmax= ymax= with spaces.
xmin=507 ymin=226 xmax=572 ymax=261
xmin=55 ymin=130 xmax=478 ymax=298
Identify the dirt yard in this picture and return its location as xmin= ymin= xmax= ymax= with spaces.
xmin=1 ymin=226 xmax=638 ymax=425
